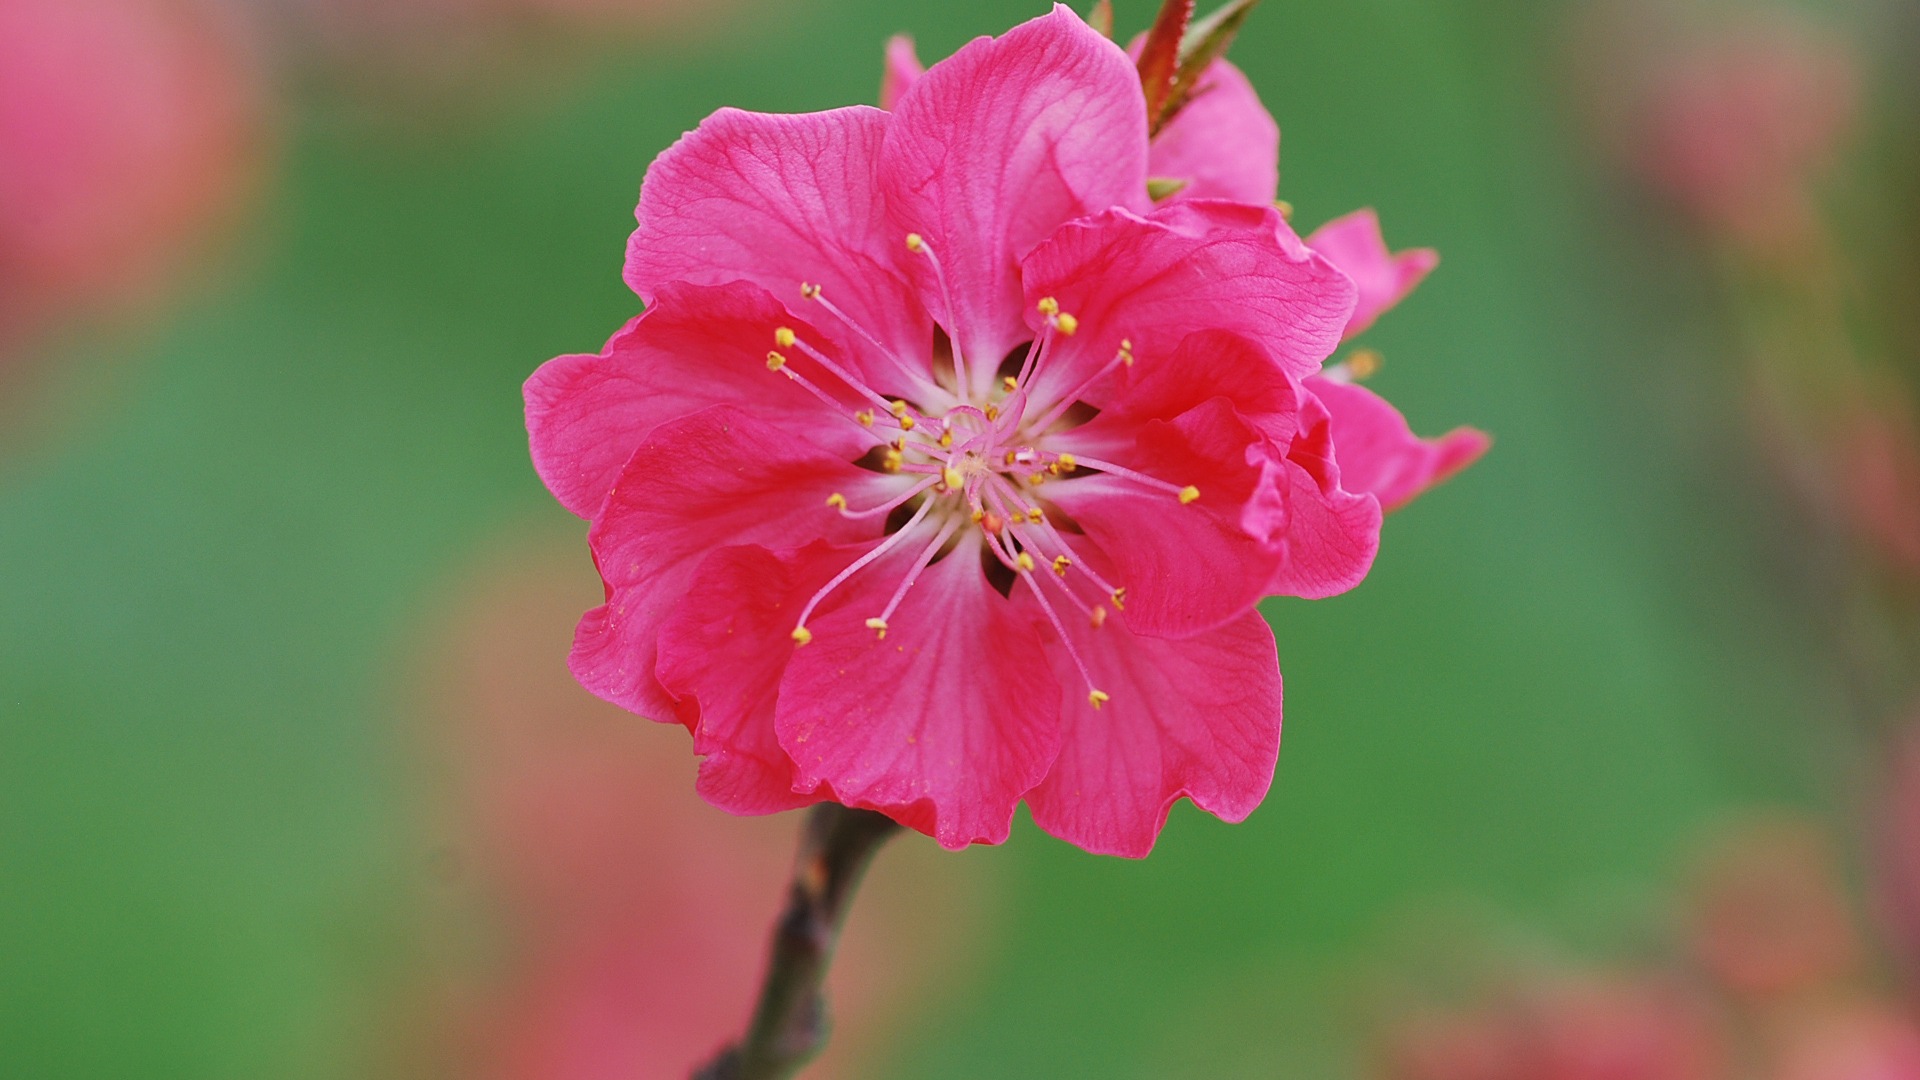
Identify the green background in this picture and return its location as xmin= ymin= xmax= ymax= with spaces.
xmin=0 ymin=0 xmax=1874 ymax=1075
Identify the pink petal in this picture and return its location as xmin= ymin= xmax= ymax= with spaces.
xmin=624 ymin=105 xmax=939 ymax=400
xmin=1148 ymin=58 xmax=1279 ymax=204
xmin=570 ymin=406 xmax=899 ymax=723
xmin=1308 ymin=375 xmax=1490 ymax=511
xmin=1049 ymin=395 xmax=1288 ymax=638
xmin=879 ymin=4 xmax=1148 ymax=385
xmin=525 ymin=281 xmax=871 ymax=520
xmin=1026 ymin=610 xmax=1282 ymax=858
xmin=1306 ymin=208 xmax=1438 ymax=339
xmin=776 ymin=533 xmax=1062 ymax=849
xmin=657 ymin=542 xmax=859 ymax=816
xmin=1020 ymin=200 xmax=1356 ymax=412
xmin=878 ymin=34 xmax=922 ymax=110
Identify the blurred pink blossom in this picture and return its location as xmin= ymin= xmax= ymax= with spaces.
xmin=0 ymin=0 xmax=265 ymax=352
xmin=1772 ymin=1003 xmax=1920 ymax=1080
xmin=1686 ymin=818 xmax=1859 ymax=1001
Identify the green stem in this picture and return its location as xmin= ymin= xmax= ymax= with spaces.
xmin=692 ymin=804 xmax=901 ymax=1080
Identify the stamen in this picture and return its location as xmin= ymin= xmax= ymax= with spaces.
xmin=765 ymin=351 xmax=890 ymax=445
xmin=801 ymin=286 xmax=925 ymax=389
xmin=870 ymin=517 xmax=963 ymax=632
xmin=1048 ymin=453 xmax=1197 ymax=501
xmin=779 ymin=328 xmax=907 ymax=420
xmin=1028 ymin=340 xmax=1135 ymax=432
xmin=1003 ymin=532 xmax=1106 ymax=707
xmin=1052 ymin=555 xmax=1071 ymax=576
xmin=791 ymin=498 xmax=937 ymax=640
xmin=865 ymin=618 xmax=889 ymax=639
xmin=1088 ymin=690 xmax=1110 ymax=709
xmin=1179 ymin=486 xmax=1200 ymax=504
xmin=905 ymin=233 xmax=973 ymax=400
xmin=834 ymin=475 xmax=937 ymax=519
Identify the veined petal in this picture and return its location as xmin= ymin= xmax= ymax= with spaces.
xmin=625 ymin=105 xmax=938 ymax=399
xmin=525 ymin=281 xmax=871 ymax=520
xmin=657 ymin=542 xmax=861 ymax=816
xmin=776 ymin=532 xmax=1062 ymax=849
xmin=880 ymin=4 xmax=1148 ymax=384
xmin=1308 ymin=375 xmax=1489 ymax=511
xmin=1026 ymin=610 xmax=1282 ymax=858
xmin=1021 ymin=200 xmax=1355 ymax=412
xmin=571 ymin=406 xmax=899 ymax=723
xmin=1147 ymin=58 xmax=1278 ymax=204
xmin=1306 ymin=208 xmax=1438 ymax=339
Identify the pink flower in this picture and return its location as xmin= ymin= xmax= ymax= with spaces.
xmin=1685 ymin=818 xmax=1859 ymax=1000
xmin=527 ymin=6 xmax=1475 ymax=855
xmin=0 ymin=0 xmax=264 ymax=351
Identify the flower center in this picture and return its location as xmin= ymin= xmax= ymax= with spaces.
xmin=766 ymin=234 xmax=1203 ymax=709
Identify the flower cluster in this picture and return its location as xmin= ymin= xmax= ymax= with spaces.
xmin=525 ymin=5 xmax=1483 ymax=855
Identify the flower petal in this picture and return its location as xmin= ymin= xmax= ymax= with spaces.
xmin=571 ymin=406 xmax=898 ymax=722
xmin=880 ymin=4 xmax=1148 ymax=385
xmin=1308 ymin=375 xmax=1490 ymax=511
xmin=1148 ymin=58 xmax=1278 ymax=204
xmin=1049 ymin=396 xmax=1288 ymax=637
xmin=525 ymin=281 xmax=872 ymax=520
xmin=1306 ymin=208 xmax=1438 ymax=339
xmin=878 ymin=34 xmax=923 ymax=110
xmin=1026 ymin=610 xmax=1282 ymax=858
xmin=1021 ymin=200 xmax=1356 ymax=412
xmin=776 ymin=533 xmax=1062 ymax=849
xmin=625 ymin=105 xmax=938 ymax=399
xmin=657 ymin=542 xmax=862 ymax=816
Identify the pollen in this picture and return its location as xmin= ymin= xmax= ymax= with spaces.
xmin=1088 ymin=689 xmax=1111 ymax=709
xmin=1054 ymin=312 xmax=1079 ymax=337
xmin=984 ymin=404 xmax=1000 ymax=421
xmin=888 ymin=400 xmax=908 ymax=418
xmin=881 ymin=449 xmax=904 ymax=473
xmin=790 ymin=626 xmax=813 ymax=646
xmin=905 ymin=233 xmax=924 ymax=252
xmin=774 ymin=327 xmax=796 ymax=349
xmin=899 ymin=415 xmax=917 ymax=431
xmin=939 ymin=430 xmax=953 ymax=448
xmin=800 ymin=282 xmax=821 ymax=300
xmin=1057 ymin=453 xmax=1076 ymax=472
xmin=766 ymin=351 xmax=787 ymax=371
xmin=1111 ymin=587 xmax=1127 ymax=610
xmin=942 ymin=467 xmax=964 ymax=490
xmin=971 ymin=508 xmax=985 ymax=523
xmin=1178 ymin=485 xmax=1200 ymax=504
xmin=1016 ymin=552 xmax=1036 ymax=572
xmin=1037 ymin=296 xmax=1059 ymax=317
xmin=1347 ymin=348 xmax=1383 ymax=380
xmin=1025 ymin=507 xmax=1043 ymax=524
xmin=865 ymin=617 xmax=889 ymax=639
xmin=826 ymin=492 xmax=848 ymax=510
xmin=1026 ymin=472 xmax=1046 ymax=487
xmin=855 ymin=409 xmax=875 ymax=427
xmin=1052 ymin=555 xmax=1071 ymax=576
xmin=1002 ymin=375 xmax=1019 ymax=392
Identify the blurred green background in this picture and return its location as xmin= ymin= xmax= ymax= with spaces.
xmin=3 ymin=0 xmax=1903 ymax=1076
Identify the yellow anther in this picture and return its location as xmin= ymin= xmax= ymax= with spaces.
xmin=826 ymin=492 xmax=848 ymax=510
xmin=865 ymin=617 xmax=889 ymax=639
xmin=1057 ymin=453 xmax=1077 ymax=471
xmin=1047 ymin=463 xmax=1060 ymax=475
xmin=881 ymin=449 xmax=904 ymax=473
xmin=971 ymin=508 xmax=986 ymax=523
xmin=1002 ymin=375 xmax=1019 ymax=392
xmin=888 ymin=400 xmax=908 ymax=417
xmin=942 ymin=467 xmax=964 ymax=491
xmin=1118 ymin=339 xmax=1135 ymax=367
xmin=890 ymin=437 xmax=906 ymax=452
xmin=774 ymin=327 xmax=797 ymax=349
xmin=1052 ymin=555 xmax=1071 ymax=576
xmin=1111 ymin=587 xmax=1127 ymax=610
xmin=1090 ymin=604 xmax=1108 ymax=629
xmin=791 ymin=626 xmax=813 ymax=646
xmin=801 ymin=282 xmax=821 ymax=299
xmin=1274 ymin=199 xmax=1295 ymax=220
xmin=1003 ymin=450 xmax=1018 ymax=465
xmin=1178 ymin=485 xmax=1200 ymax=505
xmin=985 ymin=404 xmax=1000 ymax=421
xmin=1037 ymin=296 xmax=1060 ymax=317
xmin=1016 ymin=552 xmax=1036 ymax=573
xmin=1088 ymin=689 xmax=1111 ymax=709
xmin=766 ymin=351 xmax=787 ymax=371
xmin=899 ymin=415 xmax=917 ymax=431
xmin=1346 ymin=348 xmax=1383 ymax=380
xmin=905 ymin=233 xmax=924 ymax=252
xmin=1054 ymin=312 xmax=1079 ymax=336
xmin=939 ymin=430 xmax=953 ymax=448
xmin=855 ymin=409 xmax=875 ymax=427
xmin=1026 ymin=507 xmax=1043 ymax=524
xmin=1027 ymin=472 xmax=1046 ymax=487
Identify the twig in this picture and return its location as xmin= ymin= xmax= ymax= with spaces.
xmin=692 ymin=803 xmax=902 ymax=1080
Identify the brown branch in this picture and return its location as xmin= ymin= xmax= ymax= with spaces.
xmin=691 ymin=803 xmax=902 ymax=1080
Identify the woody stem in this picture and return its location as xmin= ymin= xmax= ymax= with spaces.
xmin=691 ymin=804 xmax=902 ymax=1080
